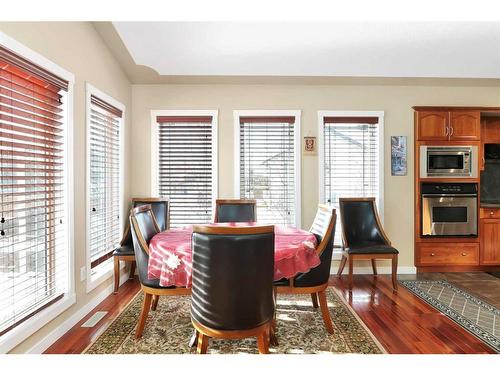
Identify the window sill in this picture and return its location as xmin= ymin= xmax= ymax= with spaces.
xmin=0 ymin=293 xmax=76 ymax=353
xmin=86 ymin=258 xmax=125 ymax=294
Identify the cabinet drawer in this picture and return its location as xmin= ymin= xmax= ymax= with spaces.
xmin=418 ymin=243 xmax=479 ymax=265
xmin=480 ymin=208 xmax=500 ymax=218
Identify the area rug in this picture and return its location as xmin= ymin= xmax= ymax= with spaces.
xmin=487 ymin=272 xmax=500 ymax=280
xmin=401 ymin=280 xmax=500 ymax=353
xmin=83 ymin=288 xmax=385 ymax=354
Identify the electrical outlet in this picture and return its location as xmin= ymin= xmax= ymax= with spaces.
xmin=80 ymin=266 xmax=86 ymax=281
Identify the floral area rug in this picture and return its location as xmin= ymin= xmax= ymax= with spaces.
xmin=84 ymin=288 xmax=385 ymax=354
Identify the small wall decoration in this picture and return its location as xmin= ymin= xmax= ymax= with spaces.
xmin=303 ymin=136 xmax=317 ymax=155
xmin=391 ymin=136 xmax=407 ymax=176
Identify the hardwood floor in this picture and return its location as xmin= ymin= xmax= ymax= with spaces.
xmin=44 ymin=273 xmax=497 ymax=354
xmin=330 ymin=273 xmax=497 ymax=354
xmin=44 ymin=279 xmax=141 ymax=354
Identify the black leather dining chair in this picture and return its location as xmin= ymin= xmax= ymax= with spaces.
xmin=337 ymin=198 xmax=399 ymax=290
xmin=274 ymin=204 xmax=337 ymax=334
xmin=214 ymin=199 xmax=257 ymax=222
xmin=113 ymin=197 xmax=170 ymax=294
xmin=129 ymin=205 xmax=190 ymax=339
xmin=190 ymin=225 xmax=275 ymax=354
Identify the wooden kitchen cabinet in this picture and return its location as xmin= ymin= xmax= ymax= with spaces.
xmin=417 ymin=243 xmax=479 ymax=266
xmin=482 ymin=118 xmax=500 ymax=143
xmin=449 ymin=111 xmax=481 ymax=140
xmin=416 ymin=111 xmax=449 ymax=141
xmin=480 ymin=217 xmax=500 ymax=265
xmin=416 ymin=110 xmax=480 ymax=141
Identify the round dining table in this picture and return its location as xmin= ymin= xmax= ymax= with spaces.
xmin=147 ymin=222 xmax=320 ymax=287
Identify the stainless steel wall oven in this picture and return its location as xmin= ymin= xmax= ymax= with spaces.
xmin=421 ymin=182 xmax=478 ymax=237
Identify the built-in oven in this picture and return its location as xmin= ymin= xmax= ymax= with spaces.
xmin=421 ymin=182 xmax=478 ymax=237
xmin=420 ymin=145 xmax=478 ymax=178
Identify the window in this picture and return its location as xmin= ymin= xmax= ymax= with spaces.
xmin=154 ymin=112 xmax=217 ymax=228
xmin=319 ymin=112 xmax=384 ymax=246
xmin=0 ymin=45 xmax=71 ymax=337
xmin=86 ymin=85 xmax=124 ymax=286
xmin=234 ymin=111 xmax=301 ymax=226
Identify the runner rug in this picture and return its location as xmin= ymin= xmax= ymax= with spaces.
xmin=401 ymin=279 xmax=500 ymax=353
xmin=83 ymin=288 xmax=385 ymax=354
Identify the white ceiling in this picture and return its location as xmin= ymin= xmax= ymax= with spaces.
xmin=113 ymin=22 xmax=500 ymax=78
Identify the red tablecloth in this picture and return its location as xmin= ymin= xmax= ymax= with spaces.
xmin=148 ymin=222 xmax=320 ymax=287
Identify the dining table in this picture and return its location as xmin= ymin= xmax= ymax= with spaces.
xmin=147 ymin=222 xmax=320 ymax=287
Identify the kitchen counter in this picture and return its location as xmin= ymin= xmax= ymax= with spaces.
xmin=481 ymin=202 xmax=500 ymax=208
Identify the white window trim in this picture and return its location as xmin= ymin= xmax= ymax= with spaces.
xmin=150 ymin=110 xmax=219 ymax=214
xmin=317 ymin=110 xmax=385 ymax=242
xmin=0 ymin=31 xmax=75 ymax=354
xmin=85 ymin=83 xmax=126 ymax=294
xmin=233 ymin=110 xmax=302 ymax=228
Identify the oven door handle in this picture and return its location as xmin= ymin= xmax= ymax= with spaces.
xmin=422 ymin=194 xmax=478 ymax=198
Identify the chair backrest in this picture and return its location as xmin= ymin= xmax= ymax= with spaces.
xmin=294 ymin=205 xmax=336 ymax=287
xmin=191 ymin=225 xmax=275 ymax=331
xmin=121 ymin=197 xmax=169 ymax=246
xmin=214 ymin=199 xmax=257 ymax=223
xmin=339 ymin=198 xmax=390 ymax=249
xmin=129 ymin=205 xmax=160 ymax=284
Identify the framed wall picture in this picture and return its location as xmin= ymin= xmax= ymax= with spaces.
xmin=391 ymin=136 xmax=407 ymax=176
xmin=303 ymin=136 xmax=317 ymax=155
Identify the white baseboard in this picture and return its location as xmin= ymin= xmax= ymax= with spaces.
xmin=330 ymin=264 xmax=417 ymax=275
xmin=25 ymin=270 xmax=130 ymax=354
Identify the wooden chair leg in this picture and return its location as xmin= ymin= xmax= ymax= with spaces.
xmin=151 ymin=295 xmax=159 ymax=311
xmin=257 ymin=330 xmax=270 ymax=354
xmin=196 ymin=333 xmax=209 ymax=354
xmin=129 ymin=261 xmax=136 ymax=279
xmin=317 ymin=290 xmax=334 ymax=334
xmin=311 ymin=292 xmax=319 ymax=308
xmin=113 ymin=257 xmax=120 ymax=294
xmin=135 ymin=293 xmax=152 ymax=339
xmin=371 ymin=259 xmax=378 ymax=275
xmin=337 ymin=255 xmax=347 ymax=277
xmin=348 ymin=256 xmax=354 ymax=290
xmin=391 ymin=255 xmax=398 ymax=291
xmin=270 ymin=318 xmax=279 ymax=346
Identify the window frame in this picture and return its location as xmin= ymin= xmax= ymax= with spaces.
xmin=0 ymin=31 xmax=75 ymax=354
xmin=233 ymin=110 xmax=301 ymax=228
xmin=150 ymin=110 xmax=218 ymax=222
xmin=318 ymin=110 xmax=385 ymax=251
xmin=85 ymin=83 xmax=125 ymax=293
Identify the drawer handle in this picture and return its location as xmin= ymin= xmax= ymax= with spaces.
xmin=461 ymin=252 xmax=467 ymax=256
xmin=491 ymin=211 xmax=494 ymax=216
xmin=430 ymin=253 xmax=435 ymax=256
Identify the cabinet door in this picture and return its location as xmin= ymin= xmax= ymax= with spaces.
xmin=450 ymin=111 xmax=480 ymax=140
xmin=482 ymin=118 xmax=500 ymax=143
xmin=417 ymin=111 xmax=449 ymax=141
xmin=480 ymin=218 xmax=500 ymax=265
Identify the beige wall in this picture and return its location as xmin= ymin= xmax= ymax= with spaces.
xmin=0 ymin=22 xmax=132 ymax=353
xmin=131 ymin=83 xmax=500 ymax=270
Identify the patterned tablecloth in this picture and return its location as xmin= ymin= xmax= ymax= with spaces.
xmin=148 ymin=222 xmax=320 ymax=287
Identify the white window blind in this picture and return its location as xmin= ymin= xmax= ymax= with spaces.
xmin=157 ymin=116 xmax=215 ymax=228
xmin=0 ymin=48 xmax=69 ymax=336
xmin=322 ymin=116 xmax=381 ymax=246
xmin=238 ymin=116 xmax=297 ymax=225
xmin=88 ymin=95 xmax=122 ymax=269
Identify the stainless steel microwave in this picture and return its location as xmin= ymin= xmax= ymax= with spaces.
xmin=420 ymin=145 xmax=478 ymax=178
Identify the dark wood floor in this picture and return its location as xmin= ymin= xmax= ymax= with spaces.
xmin=44 ymin=280 xmax=141 ymax=354
xmin=331 ymin=273 xmax=498 ymax=354
xmin=44 ymin=273 xmax=499 ymax=354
